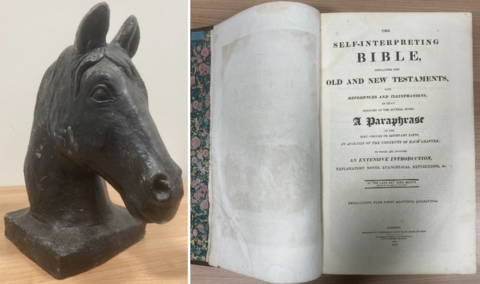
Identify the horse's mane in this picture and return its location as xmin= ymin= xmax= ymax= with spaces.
xmin=32 ymin=45 xmax=147 ymax=138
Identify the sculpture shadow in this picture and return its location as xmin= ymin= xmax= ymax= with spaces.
xmin=4 ymin=2 xmax=183 ymax=279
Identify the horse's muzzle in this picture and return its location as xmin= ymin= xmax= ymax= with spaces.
xmin=131 ymin=169 xmax=184 ymax=224
xmin=152 ymin=173 xmax=172 ymax=202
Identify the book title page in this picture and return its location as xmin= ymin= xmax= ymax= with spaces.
xmin=321 ymin=13 xmax=475 ymax=274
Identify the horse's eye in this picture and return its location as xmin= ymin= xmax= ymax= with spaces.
xmin=90 ymin=86 xmax=115 ymax=103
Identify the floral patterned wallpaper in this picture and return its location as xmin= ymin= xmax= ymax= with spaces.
xmin=190 ymin=29 xmax=211 ymax=261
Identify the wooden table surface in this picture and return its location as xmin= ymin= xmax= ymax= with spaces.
xmin=191 ymin=0 xmax=480 ymax=283
xmin=0 ymin=179 xmax=188 ymax=284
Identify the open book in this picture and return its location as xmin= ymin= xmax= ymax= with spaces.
xmin=190 ymin=2 xmax=476 ymax=283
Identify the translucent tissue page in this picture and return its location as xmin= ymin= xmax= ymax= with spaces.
xmin=321 ymin=13 xmax=475 ymax=274
xmin=207 ymin=3 xmax=321 ymax=283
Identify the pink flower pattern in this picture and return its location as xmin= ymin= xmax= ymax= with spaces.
xmin=191 ymin=137 xmax=200 ymax=148
xmin=191 ymin=29 xmax=211 ymax=261
xmin=201 ymin=47 xmax=209 ymax=57
xmin=200 ymin=200 xmax=209 ymax=210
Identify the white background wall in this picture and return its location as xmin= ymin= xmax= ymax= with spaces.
xmin=0 ymin=0 xmax=188 ymax=186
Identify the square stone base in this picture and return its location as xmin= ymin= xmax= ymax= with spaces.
xmin=5 ymin=205 xmax=146 ymax=279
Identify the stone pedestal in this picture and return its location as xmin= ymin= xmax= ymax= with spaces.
xmin=5 ymin=205 xmax=146 ymax=279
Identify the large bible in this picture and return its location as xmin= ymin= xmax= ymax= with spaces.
xmin=190 ymin=2 xmax=476 ymax=283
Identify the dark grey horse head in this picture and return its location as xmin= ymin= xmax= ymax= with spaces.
xmin=25 ymin=2 xmax=183 ymax=225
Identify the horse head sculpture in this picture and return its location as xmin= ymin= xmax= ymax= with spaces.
xmin=5 ymin=2 xmax=183 ymax=279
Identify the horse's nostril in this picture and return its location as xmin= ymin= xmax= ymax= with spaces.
xmin=152 ymin=174 xmax=171 ymax=202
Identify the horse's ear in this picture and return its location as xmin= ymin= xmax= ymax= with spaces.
xmin=74 ymin=2 xmax=110 ymax=53
xmin=111 ymin=16 xmax=140 ymax=58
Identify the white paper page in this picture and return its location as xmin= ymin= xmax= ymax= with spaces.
xmin=321 ymin=13 xmax=475 ymax=274
xmin=207 ymin=2 xmax=321 ymax=283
